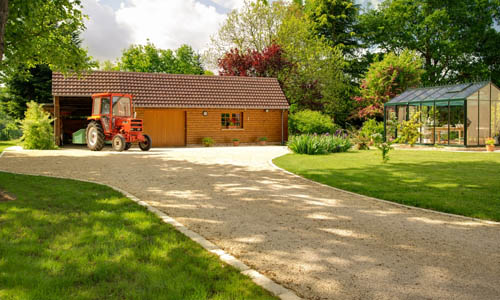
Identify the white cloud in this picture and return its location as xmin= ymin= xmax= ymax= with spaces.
xmin=210 ymin=0 xmax=246 ymax=10
xmin=115 ymin=0 xmax=227 ymax=53
xmin=81 ymin=0 xmax=134 ymax=62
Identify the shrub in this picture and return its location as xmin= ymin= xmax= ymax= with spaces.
xmin=202 ymin=137 xmax=214 ymax=147
xmin=396 ymin=112 xmax=421 ymax=146
xmin=288 ymin=134 xmax=352 ymax=155
xmin=258 ymin=136 xmax=267 ymax=141
xmin=360 ymin=119 xmax=384 ymax=138
xmin=289 ymin=110 xmax=336 ymax=134
xmin=20 ymin=101 xmax=56 ymax=150
xmin=0 ymin=111 xmax=22 ymax=141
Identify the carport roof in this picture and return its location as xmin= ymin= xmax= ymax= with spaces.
xmin=52 ymin=71 xmax=290 ymax=109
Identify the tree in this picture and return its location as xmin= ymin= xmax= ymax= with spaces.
xmin=218 ymin=43 xmax=292 ymax=78
xmin=304 ymin=0 xmax=360 ymax=52
xmin=0 ymin=64 xmax=52 ymax=119
xmin=0 ymin=0 xmax=94 ymax=73
xmin=277 ymin=5 xmax=350 ymax=124
xmin=205 ymin=0 xmax=288 ymax=68
xmin=99 ymin=60 xmax=119 ymax=71
xmin=355 ymin=50 xmax=424 ymax=119
xmin=360 ymin=0 xmax=500 ymax=86
xmin=118 ymin=42 xmax=204 ymax=75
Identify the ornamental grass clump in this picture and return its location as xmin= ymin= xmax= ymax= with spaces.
xmin=288 ymin=133 xmax=351 ymax=155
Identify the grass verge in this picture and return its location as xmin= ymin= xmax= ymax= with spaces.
xmin=0 ymin=140 xmax=18 ymax=153
xmin=273 ymin=149 xmax=500 ymax=221
xmin=0 ymin=172 xmax=276 ymax=300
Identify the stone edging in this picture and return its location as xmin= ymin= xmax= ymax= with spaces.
xmin=0 ymin=150 xmax=302 ymax=300
xmin=268 ymin=155 xmax=500 ymax=226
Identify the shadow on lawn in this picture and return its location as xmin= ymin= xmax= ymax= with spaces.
xmin=1 ymin=150 xmax=500 ymax=300
xmin=0 ymin=172 xmax=274 ymax=300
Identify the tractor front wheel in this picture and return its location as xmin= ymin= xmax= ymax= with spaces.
xmin=86 ymin=121 xmax=105 ymax=151
xmin=112 ymin=135 xmax=126 ymax=152
xmin=124 ymin=143 xmax=132 ymax=151
xmin=139 ymin=134 xmax=152 ymax=151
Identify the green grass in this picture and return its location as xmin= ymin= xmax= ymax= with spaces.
xmin=274 ymin=150 xmax=500 ymax=221
xmin=0 ymin=140 xmax=18 ymax=153
xmin=0 ymin=172 xmax=276 ymax=300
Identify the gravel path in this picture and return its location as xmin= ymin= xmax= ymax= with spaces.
xmin=1 ymin=146 xmax=499 ymax=300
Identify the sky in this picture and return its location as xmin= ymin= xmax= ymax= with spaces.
xmin=80 ymin=0 xmax=381 ymax=63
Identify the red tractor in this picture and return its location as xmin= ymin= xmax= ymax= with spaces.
xmin=86 ymin=93 xmax=152 ymax=152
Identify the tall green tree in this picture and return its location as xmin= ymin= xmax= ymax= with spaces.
xmin=0 ymin=0 xmax=94 ymax=74
xmin=277 ymin=5 xmax=351 ymax=125
xmin=0 ymin=64 xmax=52 ymax=119
xmin=304 ymin=0 xmax=360 ymax=52
xmin=205 ymin=0 xmax=288 ymax=69
xmin=118 ymin=42 xmax=204 ymax=75
xmin=360 ymin=0 xmax=500 ymax=86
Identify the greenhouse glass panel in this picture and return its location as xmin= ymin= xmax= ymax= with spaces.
xmin=492 ymin=101 xmax=500 ymax=144
xmin=421 ymin=103 xmax=435 ymax=144
xmin=467 ymin=92 xmax=479 ymax=146
xmin=492 ymin=84 xmax=500 ymax=144
xmin=435 ymin=102 xmax=450 ymax=145
xmin=385 ymin=106 xmax=397 ymax=141
xmin=397 ymin=106 xmax=407 ymax=139
xmin=479 ymin=84 xmax=491 ymax=144
xmin=449 ymin=101 xmax=465 ymax=145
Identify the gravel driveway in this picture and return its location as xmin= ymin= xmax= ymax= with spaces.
xmin=1 ymin=146 xmax=499 ymax=300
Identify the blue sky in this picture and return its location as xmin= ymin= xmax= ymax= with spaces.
xmin=81 ymin=0 xmax=381 ymax=62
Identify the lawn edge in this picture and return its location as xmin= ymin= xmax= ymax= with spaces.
xmin=0 ymin=161 xmax=301 ymax=300
xmin=269 ymin=154 xmax=500 ymax=226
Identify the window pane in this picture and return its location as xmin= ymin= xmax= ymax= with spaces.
xmin=112 ymin=96 xmax=131 ymax=117
xmin=435 ymin=102 xmax=449 ymax=145
xmin=467 ymin=93 xmax=479 ymax=146
xmin=396 ymin=106 xmax=407 ymax=139
xmin=385 ymin=106 xmax=396 ymax=141
xmin=478 ymin=84 xmax=490 ymax=144
xmin=449 ymin=101 xmax=465 ymax=145
xmin=92 ymin=98 xmax=100 ymax=115
xmin=421 ymin=104 xmax=435 ymax=144
xmin=101 ymin=97 xmax=110 ymax=115
xmin=409 ymin=105 xmax=420 ymax=142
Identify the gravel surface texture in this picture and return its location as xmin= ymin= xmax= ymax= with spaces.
xmin=1 ymin=146 xmax=499 ymax=300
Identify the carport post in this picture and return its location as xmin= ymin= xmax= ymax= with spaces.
xmin=53 ymin=96 xmax=61 ymax=146
xmin=281 ymin=109 xmax=284 ymax=145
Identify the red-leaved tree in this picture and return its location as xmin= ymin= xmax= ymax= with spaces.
xmin=218 ymin=43 xmax=293 ymax=78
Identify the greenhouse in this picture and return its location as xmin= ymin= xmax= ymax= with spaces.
xmin=384 ymin=81 xmax=500 ymax=146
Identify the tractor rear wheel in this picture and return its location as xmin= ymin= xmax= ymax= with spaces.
xmin=86 ymin=121 xmax=105 ymax=151
xmin=112 ymin=135 xmax=126 ymax=152
xmin=139 ymin=134 xmax=152 ymax=151
xmin=124 ymin=143 xmax=132 ymax=151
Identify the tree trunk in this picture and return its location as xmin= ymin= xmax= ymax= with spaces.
xmin=0 ymin=0 xmax=8 ymax=62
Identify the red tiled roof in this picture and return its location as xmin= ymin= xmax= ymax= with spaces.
xmin=52 ymin=71 xmax=289 ymax=109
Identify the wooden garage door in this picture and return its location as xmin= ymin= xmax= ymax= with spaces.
xmin=143 ymin=109 xmax=185 ymax=147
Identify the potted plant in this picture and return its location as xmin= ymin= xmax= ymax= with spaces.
xmin=232 ymin=138 xmax=240 ymax=146
xmin=258 ymin=136 xmax=267 ymax=146
xmin=202 ymin=137 xmax=214 ymax=147
xmin=486 ymin=137 xmax=495 ymax=152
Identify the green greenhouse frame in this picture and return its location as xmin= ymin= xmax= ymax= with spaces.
xmin=384 ymin=81 xmax=500 ymax=147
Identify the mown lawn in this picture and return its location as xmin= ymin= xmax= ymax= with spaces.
xmin=0 ymin=140 xmax=18 ymax=153
xmin=274 ymin=150 xmax=500 ymax=221
xmin=0 ymin=172 xmax=276 ymax=300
